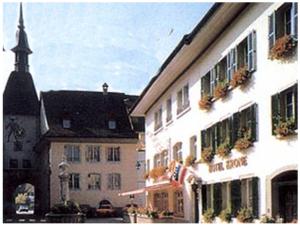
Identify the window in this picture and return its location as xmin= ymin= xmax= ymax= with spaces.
xmin=271 ymin=84 xmax=298 ymax=134
xmin=215 ymin=57 xmax=227 ymax=86
xmin=226 ymin=48 xmax=237 ymax=81
xmin=22 ymin=159 xmax=31 ymax=169
xmin=69 ymin=173 xmax=80 ymax=190
xmin=107 ymin=173 xmax=121 ymax=190
xmin=174 ymin=190 xmax=184 ymax=217
xmin=107 ymin=147 xmax=120 ymax=162
xmin=189 ymin=136 xmax=197 ymax=158
xmin=154 ymin=107 xmax=163 ymax=131
xmin=177 ymin=84 xmax=190 ymax=114
xmin=201 ymin=125 xmax=218 ymax=152
xmin=154 ymin=153 xmax=161 ymax=167
xmin=233 ymin=104 xmax=257 ymax=143
xmin=88 ymin=173 xmax=101 ymax=190
xmin=64 ymin=145 xmax=80 ymax=162
xmin=241 ymin=178 xmax=259 ymax=217
xmin=9 ymin=159 xmax=18 ymax=169
xmin=173 ymin=142 xmax=183 ymax=163
xmin=154 ymin=191 xmax=169 ymax=212
xmin=161 ymin=150 xmax=168 ymax=167
xmin=201 ymin=72 xmax=211 ymax=98
xmin=166 ymin=98 xmax=172 ymax=122
xmin=217 ymin=118 xmax=231 ymax=146
xmin=62 ymin=119 xmax=71 ymax=129
xmin=14 ymin=141 xmax=23 ymax=152
xmin=269 ymin=3 xmax=298 ymax=49
xmin=108 ymin=120 xmax=116 ymax=129
xmin=86 ymin=145 xmax=100 ymax=162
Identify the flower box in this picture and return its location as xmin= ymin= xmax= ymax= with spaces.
xmin=214 ymin=83 xmax=229 ymax=99
xmin=216 ymin=142 xmax=231 ymax=159
xmin=269 ymin=35 xmax=297 ymax=60
xmin=201 ymin=147 xmax=214 ymax=164
xmin=274 ymin=120 xmax=296 ymax=139
xmin=199 ymin=96 xmax=213 ymax=110
xmin=230 ymin=66 xmax=250 ymax=88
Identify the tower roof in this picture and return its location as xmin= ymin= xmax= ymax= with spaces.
xmin=11 ymin=3 xmax=32 ymax=54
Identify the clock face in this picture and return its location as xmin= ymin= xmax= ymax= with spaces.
xmin=6 ymin=117 xmax=26 ymax=142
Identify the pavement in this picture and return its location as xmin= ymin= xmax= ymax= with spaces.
xmin=85 ymin=217 xmax=125 ymax=223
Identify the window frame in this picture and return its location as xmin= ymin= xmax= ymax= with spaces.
xmin=65 ymin=145 xmax=81 ymax=163
xmin=88 ymin=173 xmax=101 ymax=190
xmin=107 ymin=147 xmax=121 ymax=162
xmin=69 ymin=173 xmax=80 ymax=190
xmin=86 ymin=145 xmax=101 ymax=162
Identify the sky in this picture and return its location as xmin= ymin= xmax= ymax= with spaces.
xmin=2 ymin=1 xmax=213 ymax=95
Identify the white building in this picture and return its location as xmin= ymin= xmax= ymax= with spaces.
xmin=131 ymin=2 xmax=297 ymax=223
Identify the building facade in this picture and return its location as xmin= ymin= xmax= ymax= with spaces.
xmin=131 ymin=2 xmax=298 ymax=223
xmin=38 ymin=89 xmax=145 ymax=209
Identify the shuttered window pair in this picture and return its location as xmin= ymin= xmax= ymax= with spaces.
xmin=226 ymin=31 xmax=256 ymax=80
xmin=69 ymin=173 xmax=80 ymax=190
xmin=107 ymin=173 xmax=121 ymax=190
xmin=268 ymin=3 xmax=298 ymax=49
xmin=202 ymin=177 xmax=259 ymax=217
xmin=106 ymin=147 xmax=120 ymax=162
xmin=154 ymin=107 xmax=163 ymax=131
xmin=88 ymin=173 xmax=101 ymax=190
xmin=177 ymin=84 xmax=190 ymax=114
xmin=85 ymin=145 xmax=100 ymax=162
xmin=201 ymin=31 xmax=256 ymax=98
xmin=64 ymin=145 xmax=80 ymax=162
xmin=271 ymin=83 xmax=298 ymax=134
xmin=201 ymin=104 xmax=257 ymax=151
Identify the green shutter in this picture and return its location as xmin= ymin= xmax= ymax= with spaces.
xmin=229 ymin=116 xmax=233 ymax=147
xmin=216 ymin=122 xmax=221 ymax=146
xmin=231 ymin=180 xmax=241 ymax=216
xmin=293 ymin=84 xmax=298 ymax=129
xmin=202 ymin=184 xmax=207 ymax=213
xmin=211 ymin=126 xmax=216 ymax=153
xmin=232 ymin=112 xmax=240 ymax=143
xmin=268 ymin=13 xmax=276 ymax=49
xmin=271 ymin=94 xmax=280 ymax=135
xmin=251 ymin=177 xmax=259 ymax=218
xmin=250 ymin=104 xmax=257 ymax=142
xmin=201 ymin=130 xmax=206 ymax=150
xmin=213 ymin=183 xmax=222 ymax=215
xmin=201 ymin=77 xmax=205 ymax=97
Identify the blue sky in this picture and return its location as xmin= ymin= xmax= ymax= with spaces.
xmin=2 ymin=2 xmax=213 ymax=95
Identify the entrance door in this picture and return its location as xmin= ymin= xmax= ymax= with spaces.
xmin=279 ymin=185 xmax=297 ymax=223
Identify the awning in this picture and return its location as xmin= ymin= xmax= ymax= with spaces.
xmin=118 ymin=181 xmax=177 ymax=196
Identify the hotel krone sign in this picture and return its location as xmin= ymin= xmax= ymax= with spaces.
xmin=208 ymin=156 xmax=248 ymax=173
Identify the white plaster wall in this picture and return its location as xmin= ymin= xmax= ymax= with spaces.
xmin=144 ymin=3 xmax=297 ymax=222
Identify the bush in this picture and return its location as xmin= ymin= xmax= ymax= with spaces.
xmin=201 ymin=147 xmax=214 ymax=164
xmin=260 ymin=214 xmax=275 ymax=223
xmin=219 ymin=209 xmax=232 ymax=223
xmin=237 ymin=207 xmax=253 ymax=223
xmin=203 ymin=208 xmax=215 ymax=223
xmin=50 ymin=200 xmax=81 ymax=214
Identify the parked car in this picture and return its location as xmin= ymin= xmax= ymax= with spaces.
xmin=96 ymin=200 xmax=116 ymax=217
xmin=79 ymin=204 xmax=96 ymax=218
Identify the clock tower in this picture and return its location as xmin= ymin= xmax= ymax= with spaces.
xmin=3 ymin=3 xmax=47 ymax=219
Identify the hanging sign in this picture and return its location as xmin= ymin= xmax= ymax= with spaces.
xmin=208 ymin=156 xmax=248 ymax=173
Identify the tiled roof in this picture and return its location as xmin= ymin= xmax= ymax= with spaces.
xmin=41 ymin=90 xmax=142 ymax=139
xmin=3 ymin=71 xmax=39 ymax=116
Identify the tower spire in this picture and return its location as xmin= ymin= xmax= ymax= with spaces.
xmin=18 ymin=2 xmax=24 ymax=29
xmin=11 ymin=2 xmax=32 ymax=72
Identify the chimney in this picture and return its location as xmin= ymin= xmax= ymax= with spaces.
xmin=102 ymin=83 xmax=108 ymax=95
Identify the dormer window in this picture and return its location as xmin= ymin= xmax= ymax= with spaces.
xmin=63 ymin=119 xmax=71 ymax=129
xmin=108 ymin=120 xmax=116 ymax=129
